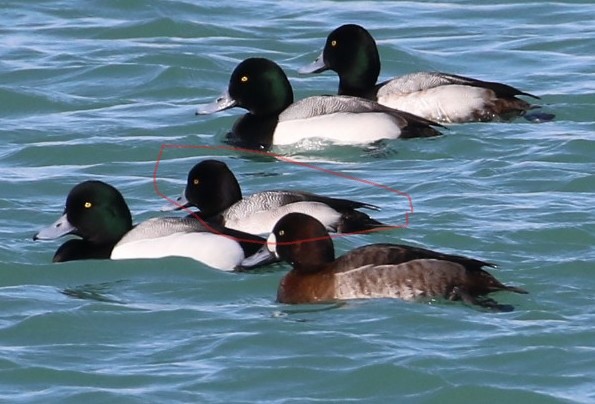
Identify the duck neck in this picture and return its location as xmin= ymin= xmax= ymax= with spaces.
xmin=53 ymin=239 xmax=116 ymax=262
xmin=228 ymin=113 xmax=279 ymax=151
xmin=337 ymin=45 xmax=380 ymax=97
xmin=288 ymin=239 xmax=335 ymax=274
xmin=292 ymin=262 xmax=328 ymax=275
xmin=338 ymin=66 xmax=379 ymax=98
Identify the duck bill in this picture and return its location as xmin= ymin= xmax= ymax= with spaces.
xmin=297 ymin=51 xmax=328 ymax=74
xmin=239 ymin=241 xmax=277 ymax=269
xmin=34 ymin=213 xmax=77 ymax=241
xmin=196 ymin=90 xmax=238 ymax=115
xmin=160 ymin=191 xmax=191 ymax=212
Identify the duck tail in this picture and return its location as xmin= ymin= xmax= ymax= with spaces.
xmin=487 ymin=97 xmax=533 ymax=121
xmin=502 ymin=284 xmax=529 ymax=295
xmin=453 ymin=286 xmax=523 ymax=313
xmin=477 ymin=269 xmax=529 ymax=295
xmin=398 ymin=116 xmax=444 ymax=138
xmin=337 ymin=210 xmax=389 ymax=233
xmin=400 ymin=125 xmax=443 ymax=139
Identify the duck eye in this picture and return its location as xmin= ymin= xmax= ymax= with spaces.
xmin=278 ymin=229 xmax=285 ymax=236
xmin=84 ymin=202 xmax=92 ymax=208
xmin=331 ymin=40 xmax=337 ymax=47
xmin=240 ymin=75 xmax=248 ymax=83
xmin=193 ymin=179 xmax=199 ymax=185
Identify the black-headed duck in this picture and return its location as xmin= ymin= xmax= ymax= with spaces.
xmin=299 ymin=24 xmax=551 ymax=123
xmin=197 ymin=57 xmax=442 ymax=150
xmin=163 ymin=159 xmax=388 ymax=235
xmin=34 ymin=180 xmax=269 ymax=270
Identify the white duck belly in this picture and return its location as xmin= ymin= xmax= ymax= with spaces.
xmin=111 ymin=232 xmax=245 ymax=271
xmin=274 ymin=112 xmax=402 ymax=145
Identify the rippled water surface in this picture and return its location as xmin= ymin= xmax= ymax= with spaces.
xmin=1 ymin=1 xmax=594 ymax=402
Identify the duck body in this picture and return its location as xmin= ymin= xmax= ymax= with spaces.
xmin=165 ymin=159 xmax=387 ymax=235
xmin=275 ymin=95 xmax=443 ymax=143
xmin=219 ymin=193 xmax=375 ymax=235
xmin=374 ymin=72 xmax=535 ymax=123
xmin=197 ymin=58 xmax=442 ymax=150
xmin=34 ymin=180 xmax=269 ymax=271
xmin=299 ymin=24 xmax=547 ymax=123
xmin=110 ymin=217 xmax=265 ymax=271
xmin=279 ymin=258 xmax=510 ymax=305
xmin=254 ymin=213 xmax=527 ymax=311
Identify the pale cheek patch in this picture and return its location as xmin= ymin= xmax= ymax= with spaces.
xmin=267 ymin=233 xmax=277 ymax=254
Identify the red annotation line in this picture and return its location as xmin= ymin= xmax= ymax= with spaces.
xmin=153 ymin=144 xmax=413 ymax=246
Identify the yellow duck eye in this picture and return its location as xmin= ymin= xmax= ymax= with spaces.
xmin=331 ymin=40 xmax=337 ymax=47
xmin=84 ymin=202 xmax=92 ymax=208
xmin=240 ymin=75 xmax=248 ymax=83
xmin=193 ymin=179 xmax=199 ymax=185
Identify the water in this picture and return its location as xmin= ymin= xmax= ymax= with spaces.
xmin=1 ymin=0 xmax=594 ymax=402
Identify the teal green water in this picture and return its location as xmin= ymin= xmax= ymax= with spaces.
xmin=1 ymin=0 xmax=594 ymax=402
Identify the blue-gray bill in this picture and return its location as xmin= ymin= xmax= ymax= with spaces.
xmin=196 ymin=90 xmax=237 ymax=115
xmin=33 ymin=213 xmax=77 ymax=240
xmin=297 ymin=51 xmax=327 ymax=74
xmin=160 ymin=193 xmax=190 ymax=212
xmin=238 ymin=243 xmax=278 ymax=270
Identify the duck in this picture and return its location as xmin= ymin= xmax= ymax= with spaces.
xmin=33 ymin=180 xmax=271 ymax=271
xmin=162 ymin=159 xmax=388 ymax=236
xmin=242 ymin=212 xmax=528 ymax=311
xmin=299 ymin=24 xmax=551 ymax=123
xmin=196 ymin=57 xmax=442 ymax=150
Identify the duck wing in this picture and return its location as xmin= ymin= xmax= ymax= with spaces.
xmin=117 ymin=217 xmax=210 ymax=244
xmin=279 ymin=95 xmax=444 ymax=130
xmin=378 ymin=72 xmax=538 ymax=99
xmin=223 ymin=190 xmax=379 ymax=221
xmin=117 ymin=217 xmax=262 ymax=244
xmin=276 ymin=190 xmax=380 ymax=211
xmin=334 ymin=243 xmax=495 ymax=273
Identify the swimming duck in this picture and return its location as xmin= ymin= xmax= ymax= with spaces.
xmin=244 ymin=212 xmax=527 ymax=311
xmin=34 ymin=180 xmax=270 ymax=270
xmin=162 ymin=159 xmax=388 ymax=235
xmin=299 ymin=24 xmax=548 ymax=123
xmin=196 ymin=57 xmax=442 ymax=150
